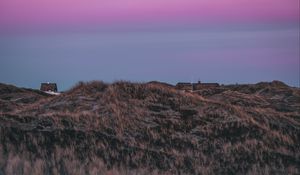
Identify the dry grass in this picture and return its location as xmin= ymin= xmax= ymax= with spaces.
xmin=0 ymin=81 xmax=299 ymax=174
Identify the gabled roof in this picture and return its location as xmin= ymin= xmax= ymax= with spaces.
xmin=176 ymin=82 xmax=192 ymax=86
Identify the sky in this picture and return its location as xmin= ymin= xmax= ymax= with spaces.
xmin=0 ymin=0 xmax=299 ymax=90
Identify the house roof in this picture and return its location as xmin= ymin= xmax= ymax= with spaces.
xmin=176 ymin=82 xmax=192 ymax=86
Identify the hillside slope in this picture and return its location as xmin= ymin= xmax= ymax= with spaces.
xmin=0 ymin=81 xmax=299 ymax=174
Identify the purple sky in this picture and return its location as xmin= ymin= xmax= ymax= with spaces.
xmin=0 ymin=0 xmax=299 ymax=90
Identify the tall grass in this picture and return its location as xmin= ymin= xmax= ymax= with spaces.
xmin=0 ymin=81 xmax=299 ymax=174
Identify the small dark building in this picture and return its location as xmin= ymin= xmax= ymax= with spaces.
xmin=192 ymin=81 xmax=219 ymax=90
xmin=175 ymin=82 xmax=193 ymax=91
xmin=176 ymin=81 xmax=220 ymax=91
xmin=40 ymin=83 xmax=58 ymax=92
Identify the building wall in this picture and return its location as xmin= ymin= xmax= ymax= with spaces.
xmin=40 ymin=83 xmax=58 ymax=92
xmin=192 ymin=83 xmax=219 ymax=90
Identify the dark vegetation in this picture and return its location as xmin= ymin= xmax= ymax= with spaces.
xmin=0 ymin=81 xmax=299 ymax=174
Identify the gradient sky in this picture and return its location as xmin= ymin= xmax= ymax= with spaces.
xmin=0 ymin=0 xmax=299 ymax=90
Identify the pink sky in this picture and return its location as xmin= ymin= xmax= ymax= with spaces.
xmin=0 ymin=0 xmax=299 ymax=28
xmin=0 ymin=0 xmax=299 ymax=88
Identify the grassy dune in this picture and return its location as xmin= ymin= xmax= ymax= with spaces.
xmin=0 ymin=81 xmax=299 ymax=174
